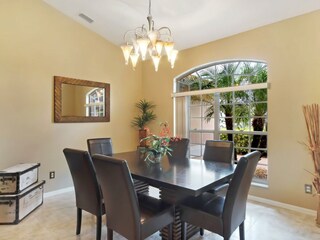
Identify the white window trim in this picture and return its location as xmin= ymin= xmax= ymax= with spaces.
xmin=171 ymin=82 xmax=269 ymax=98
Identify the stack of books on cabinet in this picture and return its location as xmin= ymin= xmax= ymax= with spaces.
xmin=0 ymin=163 xmax=45 ymax=224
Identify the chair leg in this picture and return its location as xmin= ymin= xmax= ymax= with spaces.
xmin=200 ymin=228 xmax=204 ymax=236
xmin=96 ymin=216 xmax=102 ymax=240
xmin=239 ymin=221 xmax=245 ymax=240
xmin=181 ymin=221 xmax=187 ymax=240
xmin=167 ymin=223 xmax=173 ymax=240
xmin=107 ymin=227 xmax=113 ymax=240
xmin=76 ymin=208 xmax=82 ymax=235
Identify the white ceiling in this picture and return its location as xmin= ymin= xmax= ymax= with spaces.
xmin=43 ymin=0 xmax=320 ymax=50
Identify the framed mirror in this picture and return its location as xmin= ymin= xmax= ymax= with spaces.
xmin=54 ymin=76 xmax=110 ymax=123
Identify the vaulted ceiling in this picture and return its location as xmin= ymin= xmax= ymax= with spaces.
xmin=44 ymin=0 xmax=320 ymax=50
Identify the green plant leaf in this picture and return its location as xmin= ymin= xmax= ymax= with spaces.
xmin=131 ymin=99 xmax=157 ymax=129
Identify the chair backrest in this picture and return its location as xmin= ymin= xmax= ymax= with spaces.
xmin=63 ymin=148 xmax=103 ymax=216
xmin=169 ymin=138 xmax=190 ymax=159
xmin=203 ymin=140 xmax=234 ymax=163
xmin=87 ymin=138 xmax=113 ymax=156
xmin=223 ymin=151 xmax=261 ymax=237
xmin=92 ymin=154 xmax=140 ymax=239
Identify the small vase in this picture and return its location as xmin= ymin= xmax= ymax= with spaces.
xmin=153 ymin=153 xmax=163 ymax=163
xmin=146 ymin=152 xmax=163 ymax=164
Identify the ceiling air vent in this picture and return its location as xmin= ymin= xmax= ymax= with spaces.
xmin=78 ymin=13 xmax=94 ymax=24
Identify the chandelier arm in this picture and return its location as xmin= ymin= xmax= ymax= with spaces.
xmin=158 ymin=26 xmax=172 ymax=36
xmin=124 ymin=30 xmax=136 ymax=44
xmin=135 ymin=25 xmax=148 ymax=38
xmin=158 ymin=27 xmax=174 ymax=42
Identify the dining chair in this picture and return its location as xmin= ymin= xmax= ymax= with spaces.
xmin=168 ymin=138 xmax=190 ymax=159
xmin=203 ymin=140 xmax=234 ymax=196
xmin=63 ymin=148 xmax=105 ymax=240
xmin=87 ymin=138 xmax=113 ymax=156
xmin=87 ymin=137 xmax=149 ymax=194
xmin=203 ymin=140 xmax=234 ymax=163
xmin=92 ymin=154 xmax=175 ymax=240
xmin=180 ymin=151 xmax=261 ymax=240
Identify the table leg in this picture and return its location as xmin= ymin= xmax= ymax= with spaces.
xmin=159 ymin=188 xmax=199 ymax=240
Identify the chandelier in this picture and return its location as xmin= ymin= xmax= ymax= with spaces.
xmin=120 ymin=0 xmax=178 ymax=71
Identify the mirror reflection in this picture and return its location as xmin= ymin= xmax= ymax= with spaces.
xmin=61 ymin=84 xmax=105 ymax=117
xmin=54 ymin=76 xmax=110 ymax=123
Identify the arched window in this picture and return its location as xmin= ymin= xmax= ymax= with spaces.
xmin=85 ymin=88 xmax=105 ymax=117
xmin=173 ymin=60 xmax=268 ymax=184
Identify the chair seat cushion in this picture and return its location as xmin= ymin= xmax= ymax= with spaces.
xmin=180 ymin=192 xmax=225 ymax=235
xmin=138 ymin=193 xmax=174 ymax=238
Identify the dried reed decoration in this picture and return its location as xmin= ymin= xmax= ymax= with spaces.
xmin=302 ymin=104 xmax=320 ymax=226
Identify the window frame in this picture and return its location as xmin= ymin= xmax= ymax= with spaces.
xmin=85 ymin=88 xmax=105 ymax=117
xmin=172 ymin=59 xmax=268 ymax=184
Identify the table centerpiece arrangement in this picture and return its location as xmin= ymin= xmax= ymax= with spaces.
xmin=140 ymin=122 xmax=180 ymax=163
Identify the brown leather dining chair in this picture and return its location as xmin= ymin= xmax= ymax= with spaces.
xmin=87 ymin=138 xmax=113 ymax=156
xmin=180 ymin=151 xmax=261 ymax=240
xmin=92 ymin=154 xmax=175 ymax=240
xmin=63 ymin=148 xmax=105 ymax=240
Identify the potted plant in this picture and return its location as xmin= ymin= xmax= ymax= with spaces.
xmin=302 ymin=104 xmax=320 ymax=226
xmin=131 ymin=99 xmax=157 ymax=147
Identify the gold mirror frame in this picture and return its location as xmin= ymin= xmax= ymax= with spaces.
xmin=54 ymin=76 xmax=110 ymax=123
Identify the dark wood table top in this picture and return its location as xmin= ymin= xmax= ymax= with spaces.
xmin=113 ymin=151 xmax=235 ymax=197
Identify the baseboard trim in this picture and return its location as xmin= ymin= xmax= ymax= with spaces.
xmin=44 ymin=187 xmax=74 ymax=198
xmin=43 ymin=187 xmax=316 ymax=216
xmin=248 ymin=195 xmax=316 ymax=216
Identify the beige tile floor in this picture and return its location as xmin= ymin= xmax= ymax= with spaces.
xmin=0 ymin=190 xmax=320 ymax=240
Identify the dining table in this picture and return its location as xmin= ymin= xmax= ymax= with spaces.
xmin=113 ymin=150 xmax=236 ymax=240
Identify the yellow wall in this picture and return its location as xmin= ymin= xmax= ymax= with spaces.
xmin=0 ymin=0 xmax=142 ymax=192
xmin=1 ymin=0 xmax=319 ymax=210
xmin=142 ymin=10 xmax=320 ymax=210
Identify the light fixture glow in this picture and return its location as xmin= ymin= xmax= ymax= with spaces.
xmin=137 ymin=38 xmax=150 ymax=61
xmin=130 ymin=52 xmax=140 ymax=70
xmin=164 ymin=41 xmax=174 ymax=61
xmin=120 ymin=45 xmax=133 ymax=65
xmin=155 ymin=41 xmax=163 ymax=55
xmin=151 ymin=54 xmax=161 ymax=72
xmin=170 ymin=49 xmax=178 ymax=69
xmin=120 ymin=0 xmax=178 ymax=71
